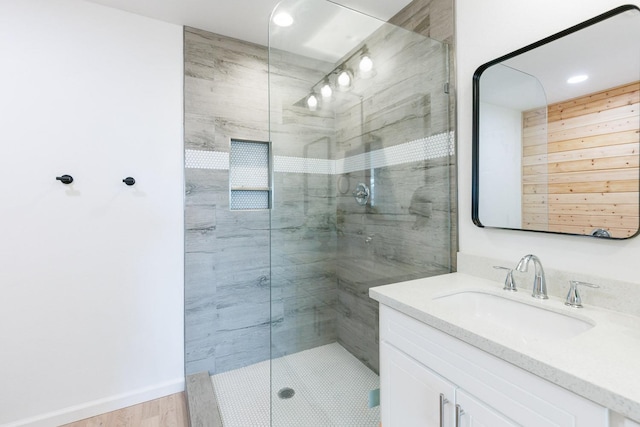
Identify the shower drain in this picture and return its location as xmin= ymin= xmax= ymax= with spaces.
xmin=277 ymin=387 xmax=295 ymax=399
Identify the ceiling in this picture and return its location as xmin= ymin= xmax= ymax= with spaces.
xmin=503 ymin=7 xmax=640 ymax=105
xmin=84 ymin=0 xmax=413 ymax=48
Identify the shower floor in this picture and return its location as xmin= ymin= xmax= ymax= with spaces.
xmin=211 ymin=342 xmax=380 ymax=426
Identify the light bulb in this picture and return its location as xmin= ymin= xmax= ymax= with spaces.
xmin=273 ymin=12 xmax=293 ymax=27
xmin=321 ymin=83 xmax=332 ymax=99
xmin=359 ymin=55 xmax=373 ymax=73
xmin=307 ymin=94 xmax=318 ymax=111
xmin=337 ymin=70 xmax=352 ymax=88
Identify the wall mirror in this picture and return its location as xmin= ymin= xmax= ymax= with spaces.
xmin=472 ymin=5 xmax=640 ymax=239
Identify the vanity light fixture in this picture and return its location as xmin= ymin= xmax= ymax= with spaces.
xmin=359 ymin=48 xmax=373 ymax=74
xmin=337 ymin=69 xmax=353 ymax=89
xmin=273 ymin=12 xmax=294 ymax=27
xmin=306 ymin=93 xmax=319 ymax=111
xmin=567 ymin=74 xmax=588 ymax=84
xmin=298 ymin=45 xmax=373 ymax=110
xmin=320 ymin=79 xmax=332 ymax=99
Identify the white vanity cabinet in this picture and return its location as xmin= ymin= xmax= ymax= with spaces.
xmin=379 ymin=305 xmax=610 ymax=427
xmin=382 ymin=342 xmax=515 ymax=426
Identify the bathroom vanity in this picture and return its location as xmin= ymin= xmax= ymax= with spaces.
xmin=370 ymin=273 xmax=640 ymax=426
xmin=371 ymin=3 xmax=640 ymax=426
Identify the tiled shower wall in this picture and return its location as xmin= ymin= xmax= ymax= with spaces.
xmin=333 ymin=3 xmax=455 ymax=373
xmin=392 ymin=0 xmax=457 ymax=271
xmin=268 ymin=48 xmax=339 ymax=359
xmin=184 ymin=0 xmax=456 ymax=376
xmin=184 ymin=28 xmax=338 ymax=374
xmin=184 ymin=28 xmax=271 ymax=374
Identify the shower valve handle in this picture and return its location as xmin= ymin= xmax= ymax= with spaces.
xmin=352 ymin=183 xmax=370 ymax=206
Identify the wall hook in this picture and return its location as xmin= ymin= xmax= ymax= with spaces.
xmin=56 ymin=175 xmax=74 ymax=184
xmin=122 ymin=177 xmax=136 ymax=186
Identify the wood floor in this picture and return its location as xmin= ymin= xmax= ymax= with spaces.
xmin=60 ymin=392 xmax=189 ymax=427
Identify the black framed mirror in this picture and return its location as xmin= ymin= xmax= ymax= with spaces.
xmin=472 ymin=4 xmax=640 ymax=239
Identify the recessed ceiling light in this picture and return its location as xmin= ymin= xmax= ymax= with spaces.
xmin=273 ymin=12 xmax=293 ymax=27
xmin=567 ymin=74 xmax=589 ymax=84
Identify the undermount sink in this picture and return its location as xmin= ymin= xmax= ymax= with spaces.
xmin=432 ymin=291 xmax=594 ymax=344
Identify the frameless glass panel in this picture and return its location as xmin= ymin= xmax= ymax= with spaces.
xmin=269 ymin=0 xmax=452 ymax=425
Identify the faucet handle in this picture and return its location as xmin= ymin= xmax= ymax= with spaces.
xmin=493 ymin=266 xmax=518 ymax=292
xmin=565 ymin=281 xmax=600 ymax=308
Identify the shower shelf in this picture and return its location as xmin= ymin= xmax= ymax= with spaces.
xmin=230 ymin=186 xmax=270 ymax=191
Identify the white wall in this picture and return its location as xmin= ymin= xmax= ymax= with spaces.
xmin=0 ymin=1 xmax=184 ymax=425
xmin=457 ymin=0 xmax=640 ymax=283
xmin=478 ymin=102 xmax=522 ymax=228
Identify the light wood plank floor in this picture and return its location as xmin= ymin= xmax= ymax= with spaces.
xmin=60 ymin=392 xmax=188 ymax=427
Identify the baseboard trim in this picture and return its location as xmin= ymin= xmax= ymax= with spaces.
xmin=6 ymin=378 xmax=185 ymax=427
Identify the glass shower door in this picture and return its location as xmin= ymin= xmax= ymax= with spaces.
xmin=268 ymin=0 xmax=452 ymax=424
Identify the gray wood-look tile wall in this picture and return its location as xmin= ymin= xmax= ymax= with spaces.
xmin=184 ymin=0 xmax=455 ymax=376
xmin=184 ymin=28 xmax=271 ymax=375
xmin=392 ymin=0 xmax=458 ymax=274
xmin=332 ymin=14 xmax=454 ymax=373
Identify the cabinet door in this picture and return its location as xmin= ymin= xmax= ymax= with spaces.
xmin=610 ymin=412 xmax=640 ymax=427
xmin=456 ymin=389 xmax=517 ymax=427
xmin=381 ymin=342 xmax=456 ymax=427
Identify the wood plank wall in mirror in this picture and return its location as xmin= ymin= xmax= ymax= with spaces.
xmin=522 ymin=81 xmax=640 ymax=238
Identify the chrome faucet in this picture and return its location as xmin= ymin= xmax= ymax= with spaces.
xmin=493 ymin=266 xmax=518 ymax=292
xmin=516 ymin=254 xmax=548 ymax=299
xmin=565 ymin=281 xmax=600 ymax=308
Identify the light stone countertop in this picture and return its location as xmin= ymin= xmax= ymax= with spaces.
xmin=369 ymin=272 xmax=640 ymax=423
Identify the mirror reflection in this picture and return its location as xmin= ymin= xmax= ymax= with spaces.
xmin=473 ymin=5 xmax=640 ymax=239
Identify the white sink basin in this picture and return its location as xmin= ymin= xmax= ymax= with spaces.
xmin=432 ymin=291 xmax=594 ymax=344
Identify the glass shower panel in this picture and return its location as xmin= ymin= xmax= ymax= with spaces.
xmin=269 ymin=0 xmax=452 ymax=425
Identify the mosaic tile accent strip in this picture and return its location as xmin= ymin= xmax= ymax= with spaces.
xmin=185 ymin=149 xmax=229 ymax=170
xmin=211 ymin=342 xmax=380 ymax=427
xmin=186 ymin=131 xmax=454 ymax=174
xmin=336 ymin=132 xmax=454 ymax=174
xmin=273 ymin=156 xmax=336 ymax=175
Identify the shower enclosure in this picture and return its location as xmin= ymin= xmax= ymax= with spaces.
xmin=184 ymin=0 xmax=453 ymax=425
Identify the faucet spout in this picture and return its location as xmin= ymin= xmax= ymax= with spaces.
xmin=516 ymin=254 xmax=548 ymax=299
